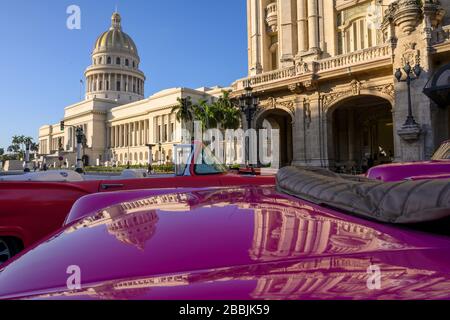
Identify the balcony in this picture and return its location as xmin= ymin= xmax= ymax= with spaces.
xmin=265 ymin=2 xmax=278 ymax=34
xmin=232 ymin=44 xmax=392 ymax=92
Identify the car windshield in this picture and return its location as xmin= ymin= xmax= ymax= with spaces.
xmin=432 ymin=141 xmax=450 ymax=160
xmin=194 ymin=145 xmax=228 ymax=175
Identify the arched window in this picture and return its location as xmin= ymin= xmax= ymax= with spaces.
xmin=107 ymin=57 xmax=112 ymax=64
xmin=125 ymin=59 xmax=129 ymax=66
xmin=132 ymin=61 xmax=136 ymax=68
xmin=116 ymin=57 xmax=121 ymax=65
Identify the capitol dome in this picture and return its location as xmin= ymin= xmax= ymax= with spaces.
xmin=93 ymin=13 xmax=139 ymax=56
xmin=84 ymin=12 xmax=146 ymax=104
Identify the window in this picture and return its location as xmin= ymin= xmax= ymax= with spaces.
xmin=125 ymin=59 xmax=129 ymax=66
xmin=337 ymin=3 xmax=380 ymax=55
xmin=133 ymin=61 xmax=136 ymax=68
xmin=116 ymin=57 xmax=121 ymax=65
xmin=107 ymin=57 xmax=112 ymax=64
xmin=98 ymin=57 xmax=102 ymax=64
xmin=116 ymin=81 xmax=121 ymax=91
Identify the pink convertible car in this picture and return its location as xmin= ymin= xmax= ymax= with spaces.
xmin=0 ymin=166 xmax=449 ymax=300
xmin=367 ymin=140 xmax=450 ymax=182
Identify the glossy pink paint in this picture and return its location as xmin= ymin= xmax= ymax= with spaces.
xmin=0 ymin=186 xmax=450 ymax=300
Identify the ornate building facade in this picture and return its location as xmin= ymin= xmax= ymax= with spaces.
xmin=38 ymin=12 xmax=226 ymax=167
xmin=232 ymin=0 xmax=450 ymax=171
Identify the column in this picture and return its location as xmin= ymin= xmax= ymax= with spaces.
xmin=144 ymin=119 xmax=148 ymax=144
xmin=249 ymin=0 xmax=262 ymax=75
xmin=297 ymin=0 xmax=308 ymax=54
xmin=115 ymin=126 xmax=119 ymax=148
xmin=279 ymin=0 xmax=296 ymax=66
xmin=308 ymin=0 xmax=319 ymax=51
xmin=121 ymin=125 xmax=124 ymax=147
xmin=138 ymin=121 xmax=142 ymax=146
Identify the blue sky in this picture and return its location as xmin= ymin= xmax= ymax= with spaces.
xmin=0 ymin=0 xmax=248 ymax=149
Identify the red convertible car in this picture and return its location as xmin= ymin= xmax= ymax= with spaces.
xmin=0 ymin=167 xmax=448 ymax=300
xmin=367 ymin=140 xmax=450 ymax=182
xmin=0 ymin=143 xmax=275 ymax=263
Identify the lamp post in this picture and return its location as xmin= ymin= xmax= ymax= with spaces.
xmin=127 ymin=145 xmax=131 ymax=169
xmin=24 ymin=140 xmax=31 ymax=173
xmin=238 ymin=83 xmax=259 ymax=167
xmin=75 ymin=126 xmax=85 ymax=174
xmin=146 ymin=143 xmax=155 ymax=174
xmin=158 ymin=142 xmax=162 ymax=166
xmin=395 ymin=61 xmax=422 ymax=127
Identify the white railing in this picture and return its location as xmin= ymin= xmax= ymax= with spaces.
xmin=318 ymin=44 xmax=391 ymax=72
xmin=234 ymin=66 xmax=296 ymax=90
xmin=233 ymin=44 xmax=391 ymax=91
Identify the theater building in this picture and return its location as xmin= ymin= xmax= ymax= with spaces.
xmin=232 ymin=0 xmax=450 ymax=171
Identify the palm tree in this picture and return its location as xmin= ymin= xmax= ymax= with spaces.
xmin=216 ymin=90 xmax=241 ymax=130
xmin=172 ymin=97 xmax=195 ymax=141
xmin=194 ymin=99 xmax=220 ymax=130
xmin=7 ymin=136 xmax=37 ymax=160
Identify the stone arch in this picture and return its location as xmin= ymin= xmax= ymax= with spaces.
xmin=254 ymin=106 xmax=294 ymax=168
xmin=326 ymin=94 xmax=394 ymax=173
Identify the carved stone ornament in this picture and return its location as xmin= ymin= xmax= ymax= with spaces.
xmin=322 ymin=82 xmax=395 ymax=109
xmin=393 ymin=0 xmax=422 ymax=35
xmin=401 ymin=42 xmax=421 ymax=67
xmin=398 ymin=123 xmax=422 ymax=142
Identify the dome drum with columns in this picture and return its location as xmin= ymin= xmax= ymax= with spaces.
xmin=85 ymin=12 xmax=146 ymax=104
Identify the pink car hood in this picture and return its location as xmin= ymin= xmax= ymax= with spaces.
xmin=1 ymin=186 xmax=450 ymax=300
xmin=367 ymin=160 xmax=450 ymax=182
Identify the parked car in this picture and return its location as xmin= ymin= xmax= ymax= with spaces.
xmin=0 ymin=142 xmax=275 ymax=263
xmin=0 ymin=167 xmax=449 ymax=300
xmin=367 ymin=140 xmax=450 ymax=182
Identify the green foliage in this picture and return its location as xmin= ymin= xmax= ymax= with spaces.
xmin=4 ymin=135 xmax=39 ymax=161
xmin=191 ymin=90 xmax=241 ymax=131
xmin=84 ymin=164 xmax=175 ymax=174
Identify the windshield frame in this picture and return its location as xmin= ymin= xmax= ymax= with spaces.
xmin=431 ymin=141 xmax=450 ymax=160
xmin=193 ymin=144 xmax=228 ymax=176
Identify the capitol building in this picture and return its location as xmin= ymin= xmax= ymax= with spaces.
xmin=39 ymin=0 xmax=450 ymax=171
xmin=38 ymin=12 xmax=227 ymax=167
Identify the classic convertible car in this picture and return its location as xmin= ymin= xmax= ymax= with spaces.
xmin=367 ymin=140 xmax=450 ymax=182
xmin=0 ymin=167 xmax=448 ymax=300
xmin=0 ymin=143 xmax=275 ymax=263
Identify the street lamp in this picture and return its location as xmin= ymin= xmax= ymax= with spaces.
xmin=146 ymin=143 xmax=155 ymax=174
xmin=158 ymin=142 xmax=162 ymax=166
xmin=395 ymin=61 xmax=422 ymax=127
xmin=127 ymin=145 xmax=131 ymax=169
xmin=75 ymin=126 xmax=85 ymax=174
xmin=24 ymin=140 xmax=31 ymax=173
xmin=238 ymin=82 xmax=259 ymax=167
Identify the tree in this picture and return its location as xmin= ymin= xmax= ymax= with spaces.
xmin=193 ymin=99 xmax=219 ymax=130
xmin=172 ymin=97 xmax=195 ymax=141
xmin=7 ymin=135 xmax=37 ymax=160
xmin=214 ymin=90 xmax=241 ymax=130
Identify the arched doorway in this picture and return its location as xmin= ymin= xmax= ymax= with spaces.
xmin=256 ymin=108 xmax=293 ymax=168
xmin=328 ymin=95 xmax=394 ymax=173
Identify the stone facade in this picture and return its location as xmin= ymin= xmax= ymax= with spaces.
xmin=38 ymin=13 xmax=226 ymax=167
xmin=232 ymin=0 xmax=450 ymax=171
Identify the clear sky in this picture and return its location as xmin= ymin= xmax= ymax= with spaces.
xmin=0 ymin=0 xmax=248 ymax=149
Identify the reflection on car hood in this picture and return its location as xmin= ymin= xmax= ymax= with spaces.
xmin=1 ymin=186 xmax=450 ymax=300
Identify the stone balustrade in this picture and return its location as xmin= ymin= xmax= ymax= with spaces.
xmin=233 ymin=44 xmax=392 ymax=91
